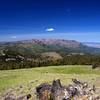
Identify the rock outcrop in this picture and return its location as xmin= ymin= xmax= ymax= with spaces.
xmin=36 ymin=79 xmax=100 ymax=100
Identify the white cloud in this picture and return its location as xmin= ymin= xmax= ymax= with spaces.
xmin=46 ymin=28 xmax=55 ymax=32
xmin=10 ymin=36 xmax=17 ymax=39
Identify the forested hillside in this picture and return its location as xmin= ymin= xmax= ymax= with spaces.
xmin=0 ymin=39 xmax=100 ymax=70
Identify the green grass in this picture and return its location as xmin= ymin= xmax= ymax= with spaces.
xmin=0 ymin=65 xmax=100 ymax=94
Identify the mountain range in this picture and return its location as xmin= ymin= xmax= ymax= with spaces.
xmin=83 ymin=42 xmax=100 ymax=48
xmin=0 ymin=39 xmax=100 ymax=56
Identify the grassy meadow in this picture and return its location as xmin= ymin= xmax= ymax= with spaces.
xmin=0 ymin=65 xmax=100 ymax=94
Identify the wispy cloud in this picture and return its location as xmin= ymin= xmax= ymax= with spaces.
xmin=10 ymin=36 xmax=17 ymax=39
xmin=45 ymin=28 xmax=55 ymax=32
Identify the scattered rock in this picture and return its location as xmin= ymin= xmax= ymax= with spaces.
xmin=4 ymin=96 xmax=15 ymax=100
xmin=36 ymin=79 xmax=100 ymax=100
xmin=36 ymin=83 xmax=51 ymax=99
xmin=1 ymin=79 xmax=100 ymax=100
xmin=16 ymin=95 xmax=26 ymax=100
xmin=26 ymin=94 xmax=31 ymax=99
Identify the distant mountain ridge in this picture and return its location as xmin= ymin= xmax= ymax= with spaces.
xmin=16 ymin=39 xmax=82 ymax=48
xmin=83 ymin=42 xmax=100 ymax=48
xmin=0 ymin=39 xmax=100 ymax=56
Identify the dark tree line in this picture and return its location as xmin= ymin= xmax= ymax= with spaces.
xmin=0 ymin=54 xmax=100 ymax=70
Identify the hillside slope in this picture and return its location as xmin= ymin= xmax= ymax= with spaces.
xmin=0 ymin=39 xmax=100 ymax=56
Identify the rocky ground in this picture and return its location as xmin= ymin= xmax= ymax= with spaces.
xmin=0 ymin=79 xmax=100 ymax=100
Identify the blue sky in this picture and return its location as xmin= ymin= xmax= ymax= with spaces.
xmin=0 ymin=0 xmax=100 ymax=42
